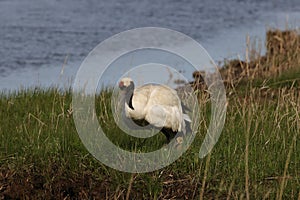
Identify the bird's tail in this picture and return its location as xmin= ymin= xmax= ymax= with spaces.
xmin=183 ymin=113 xmax=191 ymax=123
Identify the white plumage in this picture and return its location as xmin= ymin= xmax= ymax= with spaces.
xmin=119 ymin=77 xmax=191 ymax=142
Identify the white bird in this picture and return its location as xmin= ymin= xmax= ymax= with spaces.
xmin=119 ymin=77 xmax=192 ymax=142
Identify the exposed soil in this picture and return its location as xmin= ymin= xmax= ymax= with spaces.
xmin=0 ymin=167 xmax=221 ymax=199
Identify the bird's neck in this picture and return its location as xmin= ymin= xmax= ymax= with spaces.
xmin=124 ymin=89 xmax=134 ymax=110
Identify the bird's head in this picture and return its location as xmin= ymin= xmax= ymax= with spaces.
xmin=119 ymin=77 xmax=134 ymax=91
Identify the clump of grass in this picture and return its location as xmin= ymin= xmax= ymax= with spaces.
xmin=0 ymin=28 xmax=300 ymax=199
xmin=217 ymin=28 xmax=300 ymax=88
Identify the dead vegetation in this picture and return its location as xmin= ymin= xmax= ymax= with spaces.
xmin=190 ymin=29 xmax=300 ymax=89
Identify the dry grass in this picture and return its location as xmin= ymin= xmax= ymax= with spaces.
xmin=219 ymin=29 xmax=300 ymax=86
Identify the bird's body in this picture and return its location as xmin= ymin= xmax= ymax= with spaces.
xmin=119 ymin=77 xmax=191 ymax=142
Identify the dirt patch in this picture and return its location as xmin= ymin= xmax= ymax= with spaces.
xmin=0 ymin=166 xmax=229 ymax=199
xmin=0 ymin=166 xmax=111 ymax=200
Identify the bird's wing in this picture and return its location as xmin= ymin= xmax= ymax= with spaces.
xmin=150 ymin=86 xmax=180 ymax=106
xmin=145 ymin=104 xmax=183 ymax=132
xmin=135 ymin=84 xmax=180 ymax=107
xmin=144 ymin=104 xmax=167 ymax=128
xmin=142 ymin=85 xmax=184 ymax=131
xmin=130 ymin=84 xmax=187 ymax=132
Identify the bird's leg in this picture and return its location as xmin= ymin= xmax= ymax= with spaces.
xmin=163 ymin=130 xmax=171 ymax=143
xmin=161 ymin=128 xmax=176 ymax=143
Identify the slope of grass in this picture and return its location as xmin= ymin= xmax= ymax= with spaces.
xmin=0 ymin=84 xmax=299 ymax=199
xmin=0 ymin=28 xmax=300 ymax=199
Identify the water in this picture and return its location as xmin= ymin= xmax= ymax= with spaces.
xmin=0 ymin=0 xmax=299 ymax=90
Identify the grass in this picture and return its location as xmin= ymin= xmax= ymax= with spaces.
xmin=0 ymin=28 xmax=300 ymax=199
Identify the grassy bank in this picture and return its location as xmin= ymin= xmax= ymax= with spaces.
xmin=1 ymin=29 xmax=300 ymax=199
